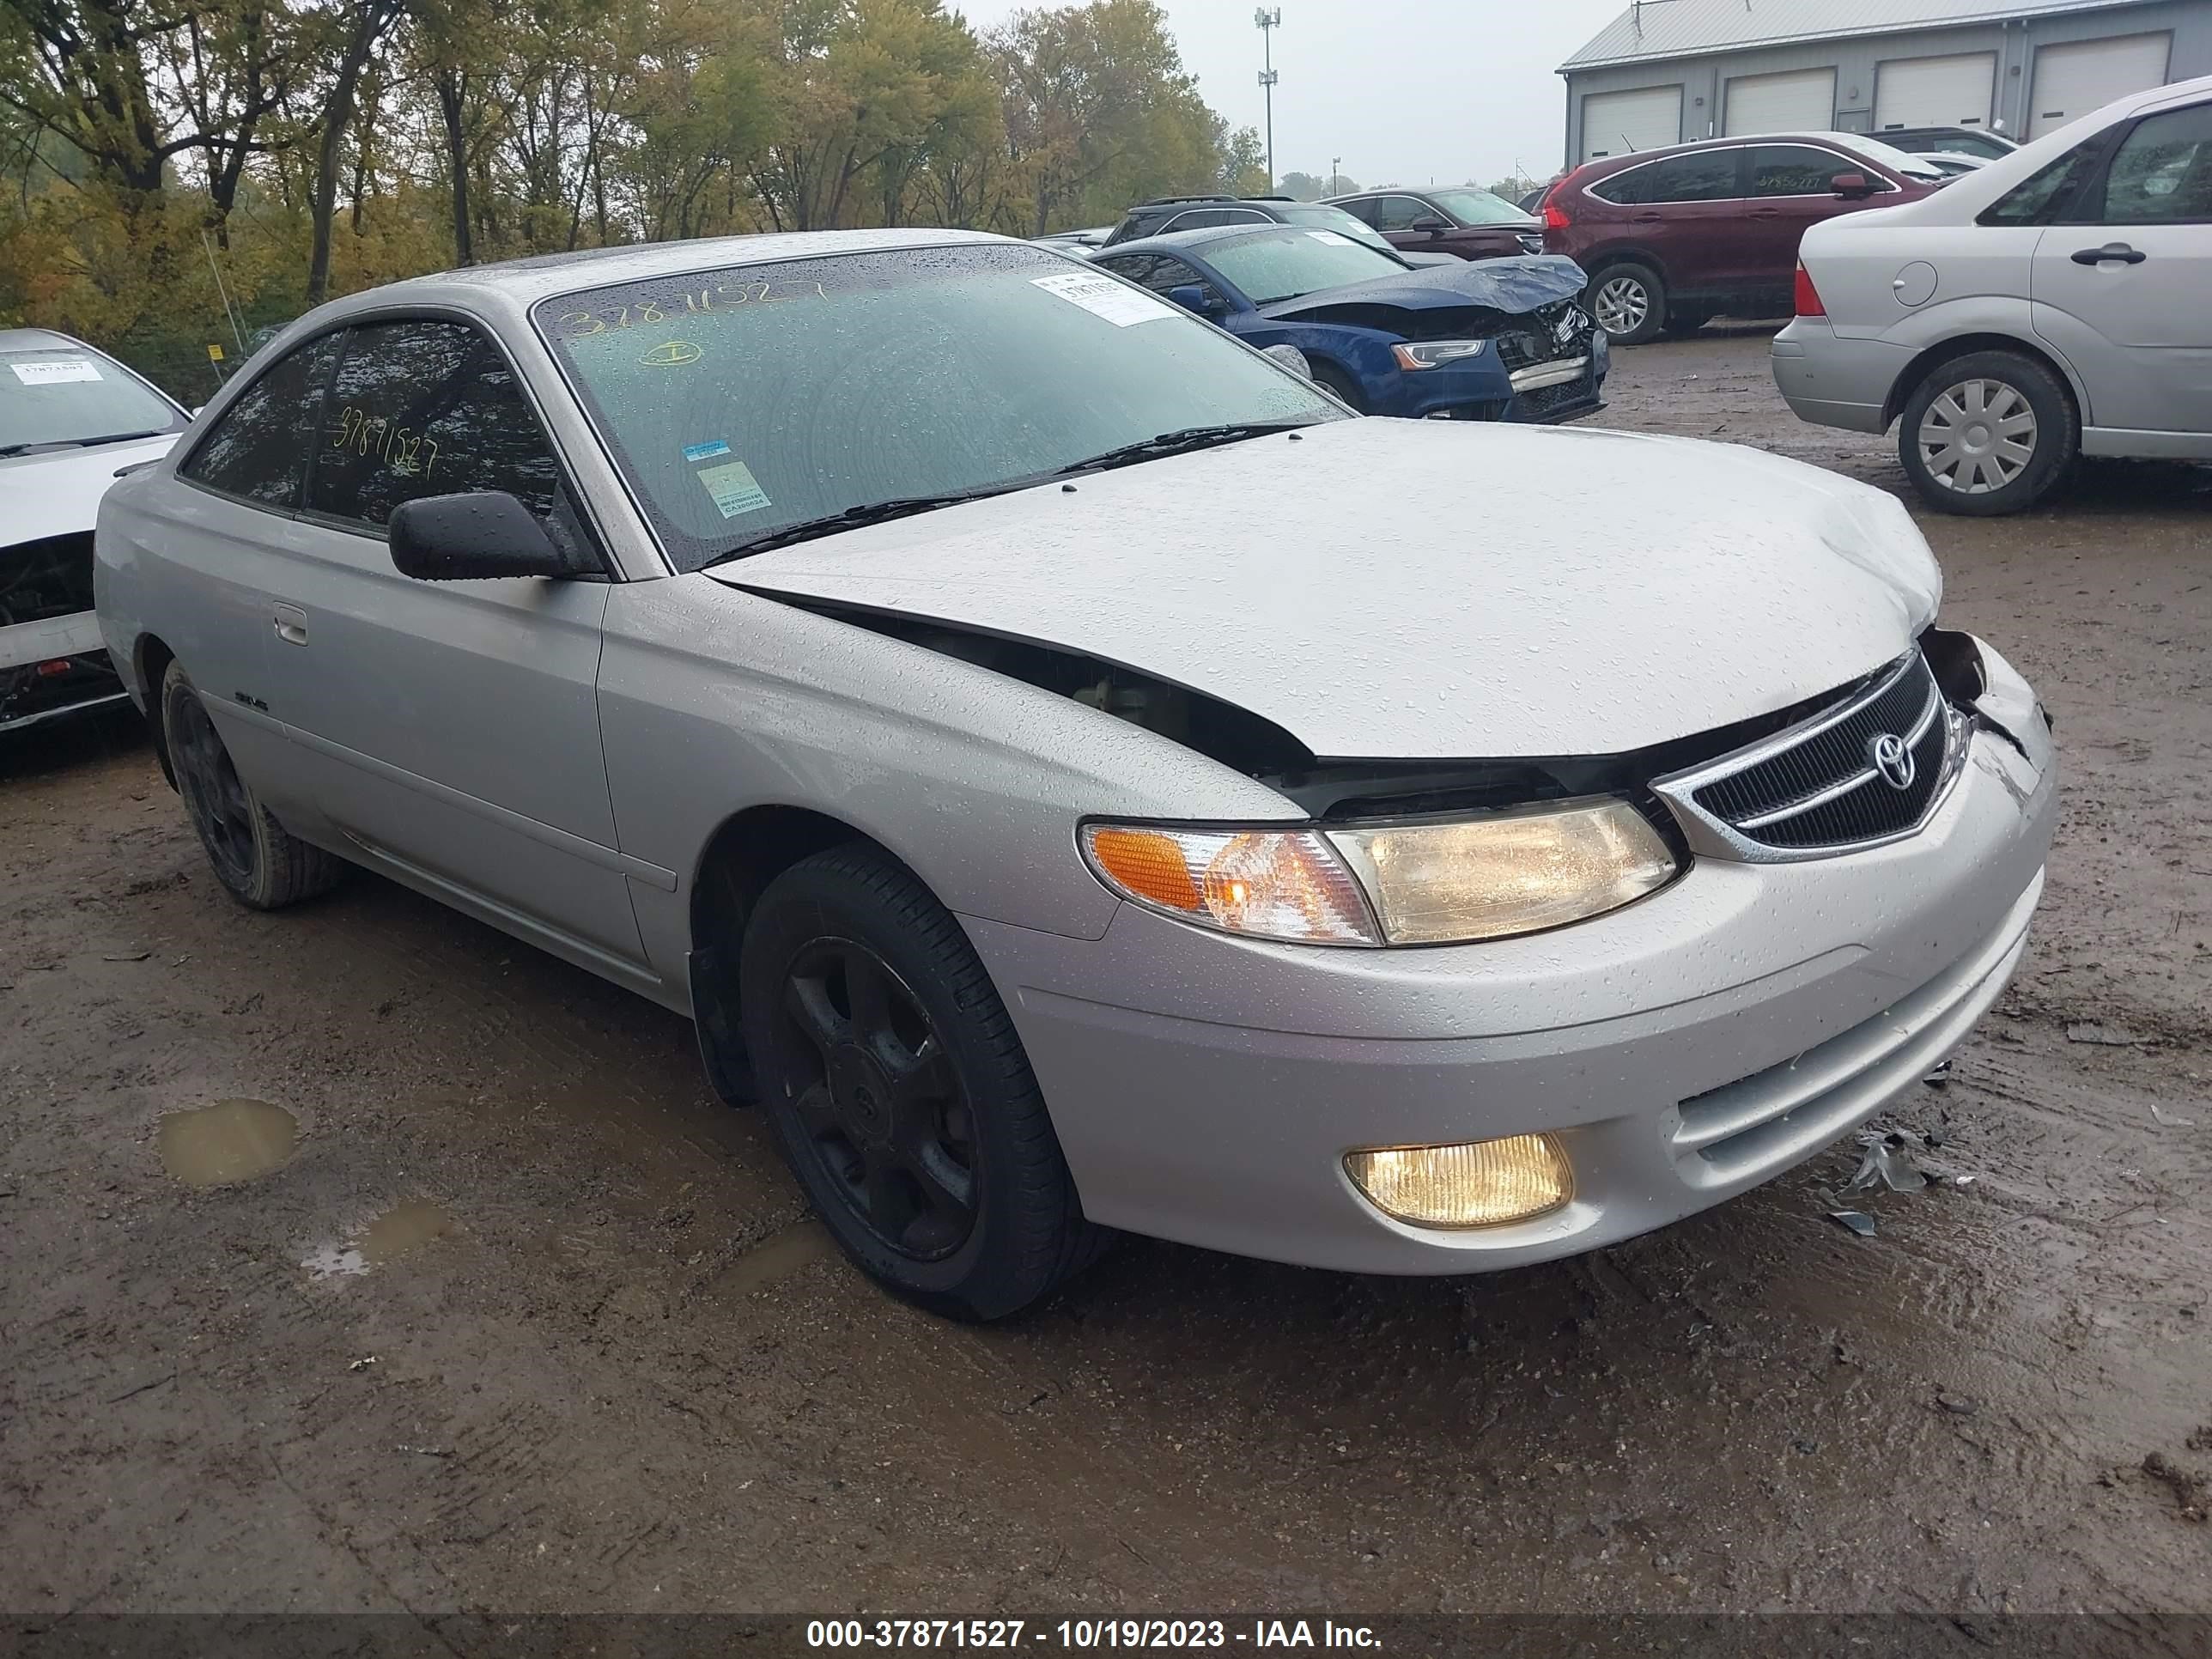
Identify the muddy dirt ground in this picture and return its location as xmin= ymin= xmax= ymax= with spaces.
xmin=3 ymin=329 xmax=2209 ymax=1618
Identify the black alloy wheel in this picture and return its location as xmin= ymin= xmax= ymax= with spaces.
xmin=777 ymin=936 xmax=977 ymax=1261
xmin=737 ymin=845 xmax=1109 ymax=1320
xmin=169 ymin=684 xmax=257 ymax=893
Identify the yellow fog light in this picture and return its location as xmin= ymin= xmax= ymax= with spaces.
xmin=1344 ymin=1134 xmax=1573 ymax=1229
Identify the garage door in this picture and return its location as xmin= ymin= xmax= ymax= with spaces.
xmin=2029 ymin=33 xmax=2172 ymax=136
xmin=1581 ymin=85 xmax=1683 ymax=161
xmin=1724 ymin=67 xmax=1837 ymax=137
xmin=1875 ymin=52 xmax=1996 ymax=131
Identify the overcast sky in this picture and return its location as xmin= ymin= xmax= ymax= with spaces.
xmin=953 ymin=0 xmax=1632 ymax=190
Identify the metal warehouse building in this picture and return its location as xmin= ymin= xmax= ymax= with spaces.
xmin=1559 ymin=0 xmax=2212 ymax=162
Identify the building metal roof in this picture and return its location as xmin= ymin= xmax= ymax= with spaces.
xmin=1560 ymin=0 xmax=2157 ymax=71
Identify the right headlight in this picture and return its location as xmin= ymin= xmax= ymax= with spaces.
xmin=1079 ymin=799 xmax=1679 ymax=948
xmin=1328 ymin=799 xmax=1679 ymax=945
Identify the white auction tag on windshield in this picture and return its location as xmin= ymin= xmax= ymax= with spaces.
xmin=12 ymin=359 xmax=104 ymax=386
xmin=1030 ymin=271 xmax=1176 ymax=326
xmin=1304 ymin=230 xmax=1354 ymax=246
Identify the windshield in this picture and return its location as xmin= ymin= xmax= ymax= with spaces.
xmin=1425 ymin=188 xmax=1535 ymax=226
xmin=1 ymin=343 xmax=183 ymax=452
xmin=1202 ymin=228 xmax=1409 ymax=304
xmin=535 ymin=244 xmax=1340 ymax=570
xmin=1267 ymin=202 xmax=1401 ymax=252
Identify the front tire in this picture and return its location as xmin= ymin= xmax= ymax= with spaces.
xmin=1897 ymin=349 xmax=2077 ymax=515
xmin=161 ymin=660 xmax=343 ymax=910
xmin=737 ymin=845 xmax=1108 ymax=1321
xmin=1311 ymin=362 xmax=1367 ymax=414
xmin=1590 ymin=262 xmax=1666 ymax=345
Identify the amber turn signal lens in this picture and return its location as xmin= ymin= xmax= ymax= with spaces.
xmin=1345 ymin=1134 xmax=1574 ymax=1229
xmin=1085 ymin=826 xmax=1204 ymax=912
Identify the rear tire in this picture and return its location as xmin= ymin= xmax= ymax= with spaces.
xmin=1896 ymin=349 xmax=2077 ymax=516
xmin=160 ymin=659 xmax=344 ymax=910
xmin=737 ymin=844 xmax=1110 ymax=1321
xmin=1590 ymin=262 xmax=1666 ymax=345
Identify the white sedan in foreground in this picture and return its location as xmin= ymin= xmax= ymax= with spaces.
xmin=98 ymin=230 xmax=2054 ymax=1318
xmin=1775 ymin=74 xmax=2212 ymax=514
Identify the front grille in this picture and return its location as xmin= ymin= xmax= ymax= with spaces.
xmin=1686 ymin=653 xmax=1956 ymax=852
xmin=1 ymin=532 xmax=97 ymax=627
xmin=1508 ymin=371 xmax=1596 ymax=422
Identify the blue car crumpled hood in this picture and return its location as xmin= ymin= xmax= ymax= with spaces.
xmin=1257 ymin=253 xmax=1585 ymax=319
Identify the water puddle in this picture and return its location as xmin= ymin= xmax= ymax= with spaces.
xmin=303 ymin=1199 xmax=457 ymax=1279
xmin=710 ymin=1218 xmax=837 ymax=1297
xmin=156 ymin=1099 xmax=297 ymax=1187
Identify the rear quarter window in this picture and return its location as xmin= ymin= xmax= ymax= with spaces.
xmin=178 ymin=333 xmax=343 ymax=509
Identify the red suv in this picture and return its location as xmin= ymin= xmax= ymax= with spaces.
xmin=1540 ymin=134 xmax=1942 ymax=344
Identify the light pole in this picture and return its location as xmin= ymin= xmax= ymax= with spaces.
xmin=1255 ymin=9 xmax=1281 ymax=192
xmin=1329 ymin=155 xmax=1340 ymax=197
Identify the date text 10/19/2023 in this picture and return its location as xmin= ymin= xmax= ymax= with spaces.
xmin=805 ymin=1621 xmax=1382 ymax=1650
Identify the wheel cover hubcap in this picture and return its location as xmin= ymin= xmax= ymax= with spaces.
xmin=172 ymin=693 xmax=255 ymax=888
xmin=775 ymin=938 xmax=976 ymax=1261
xmin=1918 ymin=378 xmax=2038 ymax=494
xmin=1595 ymin=276 xmax=1648 ymax=335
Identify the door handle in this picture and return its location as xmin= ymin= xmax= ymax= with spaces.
xmin=2071 ymin=242 xmax=2146 ymax=265
xmin=271 ymin=603 xmax=308 ymax=647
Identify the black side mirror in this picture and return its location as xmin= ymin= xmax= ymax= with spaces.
xmin=1167 ymin=283 xmax=1219 ymax=316
xmin=1831 ymin=172 xmax=1875 ymax=198
xmin=1410 ymin=214 xmax=1451 ymax=236
xmin=389 ymin=491 xmax=580 ymax=581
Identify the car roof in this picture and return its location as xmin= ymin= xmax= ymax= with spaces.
xmin=0 ymin=326 xmax=94 ymax=352
xmin=1577 ymin=131 xmax=1893 ymax=170
xmin=316 ymin=228 xmax=1013 ymax=314
xmin=1099 ymin=222 xmax=1384 ymax=259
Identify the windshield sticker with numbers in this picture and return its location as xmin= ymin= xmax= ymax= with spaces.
xmin=1029 ymin=271 xmax=1177 ymax=327
xmin=698 ymin=459 xmax=771 ymax=518
xmin=11 ymin=359 xmax=105 ymax=386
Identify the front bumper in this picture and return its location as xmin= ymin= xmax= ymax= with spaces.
xmin=1772 ymin=318 xmax=1915 ymax=434
xmin=1 ymin=610 xmax=129 ymax=734
xmin=963 ymin=640 xmax=2055 ymax=1275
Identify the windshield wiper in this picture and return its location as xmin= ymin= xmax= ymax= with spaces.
xmin=0 ymin=428 xmax=168 ymax=459
xmin=702 ymin=483 xmax=1024 ymax=564
xmin=1052 ymin=422 xmax=1316 ymax=477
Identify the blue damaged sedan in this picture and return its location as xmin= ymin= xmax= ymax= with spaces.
xmin=1091 ymin=223 xmax=1606 ymax=422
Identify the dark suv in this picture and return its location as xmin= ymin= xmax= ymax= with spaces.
xmin=1326 ymin=187 xmax=1546 ymax=261
xmin=1101 ymin=196 xmax=1399 ymax=252
xmin=1540 ymin=134 xmax=1942 ymax=343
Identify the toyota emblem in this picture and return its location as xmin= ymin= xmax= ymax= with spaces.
xmin=1868 ymin=732 xmax=1916 ymax=791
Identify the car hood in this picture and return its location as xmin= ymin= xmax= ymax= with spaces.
xmin=1256 ymin=253 xmax=1586 ymax=320
xmin=716 ymin=419 xmax=1941 ymax=762
xmin=1 ymin=434 xmax=179 ymax=544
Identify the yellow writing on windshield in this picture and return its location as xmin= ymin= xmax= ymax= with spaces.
xmin=555 ymin=278 xmax=831 ymax=339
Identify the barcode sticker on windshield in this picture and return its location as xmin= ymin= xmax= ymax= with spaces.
xmin=1304 ymin=230 xmax=1354 ymax=246
xmin=12 ymin=359 xmax=104 ymax=386
xmin=698 ymin=459 xmax=771 ymax=519
xmin=1030 ymin=271 xmax=1176 ymax=327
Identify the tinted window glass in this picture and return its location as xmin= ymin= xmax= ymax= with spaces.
xmin=1748 ymin=145 xmax=1855 ymax=197
xmin=180 ymin=334 xmax=341 ymax=507
xmin=1371 ymin=195 xmax=1432 ymax=231
xmin=1427 ymin=187 xmax=1534 ymax=225
xmin=310 ymin=322 xmax=566 ymax=532
xmin=1 ymin=343 xmax=183 ymax=453
xmin=1594 ymin=150 xmax=1742 ymax=204
xmin=2094 ymin=102 xmax=2212 ymax=223
xmin=1164 ymin=208 xmax=1267 ymax=230
xmin=1334 ymin=197 xmax=1380 ymax=226
xmin=1980 ymin=143 xmax=2102 ymax=225
xmin=534 ymin=245 xmax=1340 ymax=571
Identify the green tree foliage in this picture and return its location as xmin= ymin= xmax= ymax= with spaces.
xmin=0 ymin=0 xmax=1255 ymax=393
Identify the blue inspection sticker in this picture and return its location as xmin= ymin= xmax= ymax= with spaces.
xmin=682 ymin=440 xmax=732 ymax=463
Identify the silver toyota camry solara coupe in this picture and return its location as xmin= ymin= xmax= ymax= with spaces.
xmin=94 ymin=229 xmax=2057 ymax=1320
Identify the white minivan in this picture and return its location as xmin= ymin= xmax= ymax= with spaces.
xmin=1773 ymin=75 xmax=2211 ymax=514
